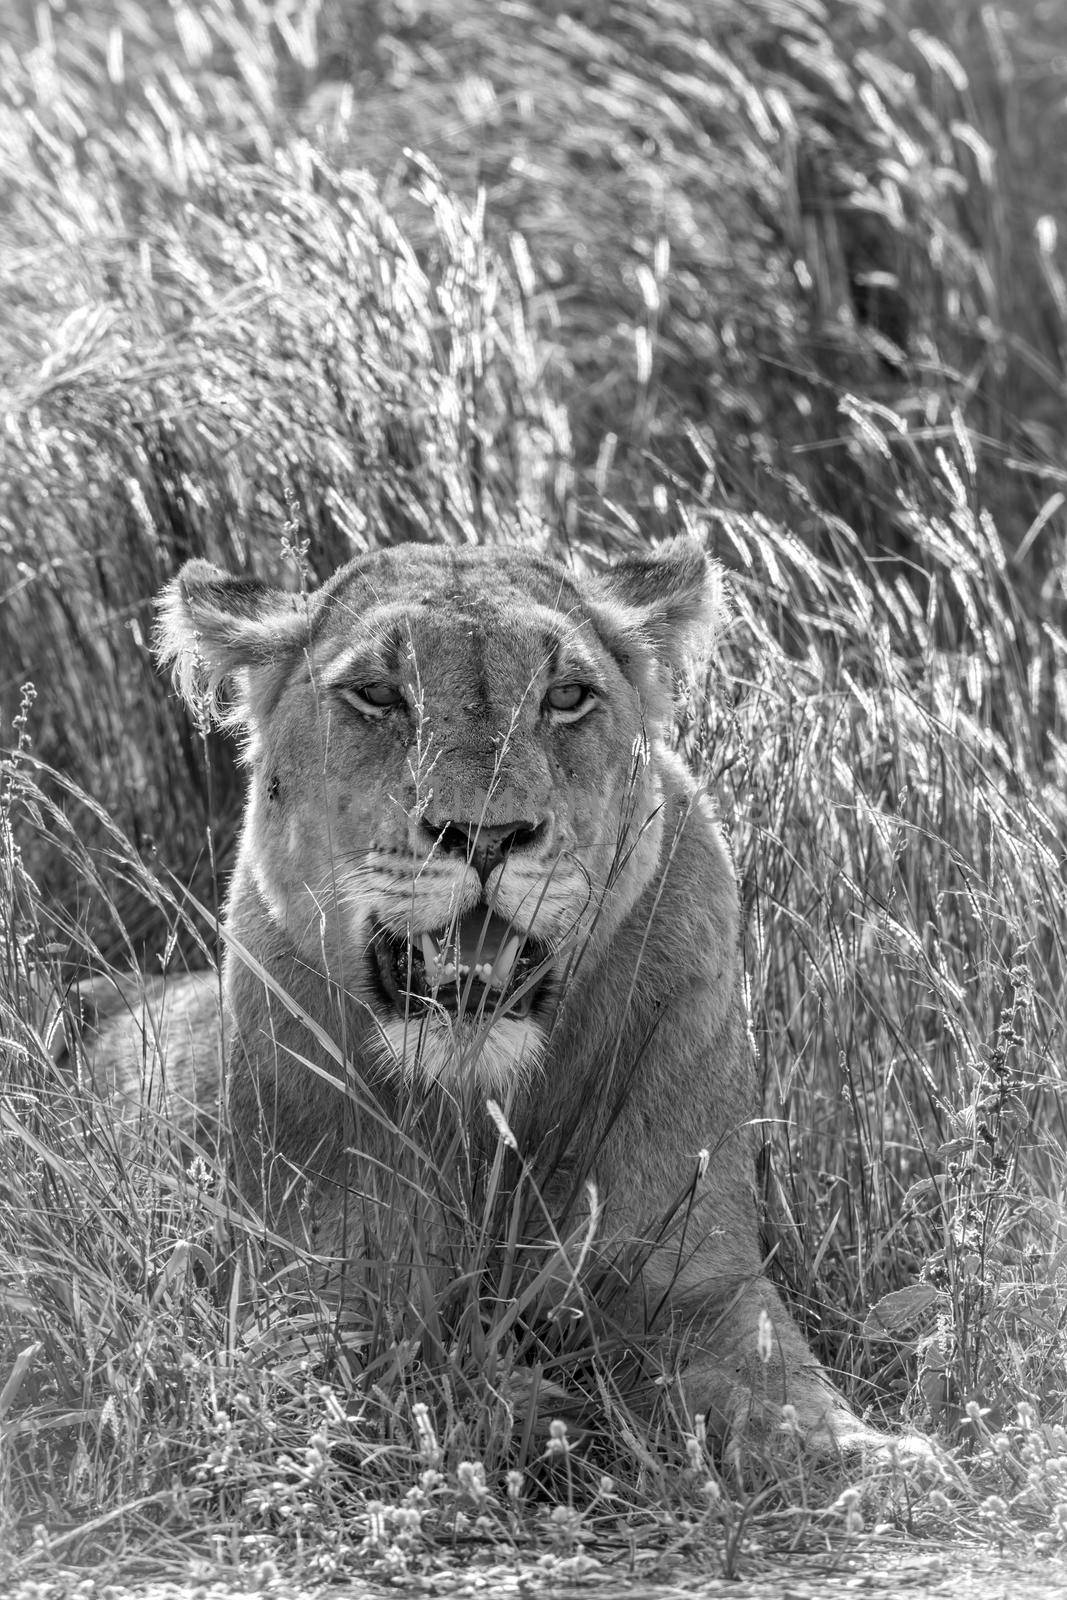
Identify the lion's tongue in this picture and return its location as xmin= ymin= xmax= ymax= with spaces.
xmin=419 ymin=913 xmax=522 ymax=989
xmin=458 ymin=912 xmax=513 ymax=965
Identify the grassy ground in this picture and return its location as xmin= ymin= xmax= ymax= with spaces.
xmin=2 ymin=0 xmax=1067 ymax=1587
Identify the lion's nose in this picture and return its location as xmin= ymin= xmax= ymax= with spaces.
xmin=424 ymin=818 xmax=547 ymax=883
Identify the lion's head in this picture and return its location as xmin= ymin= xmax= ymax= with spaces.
xmin=159 ymin=540 xmax=721 ymax=1093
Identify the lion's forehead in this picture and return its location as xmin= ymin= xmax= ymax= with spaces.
xmin=314 ymin=556 xmax=605 ymax=700
xmin=324 ymin=544 xmax=586 ymax=619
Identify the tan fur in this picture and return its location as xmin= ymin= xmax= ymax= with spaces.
xmin=59 ymin=972 xmax=223 ymax=1144
xmin=94 ymin=539 xmax=904 ymax=1455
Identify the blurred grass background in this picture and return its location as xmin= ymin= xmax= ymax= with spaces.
xmin=2 ymin=0 xmax=1067 ymax=1573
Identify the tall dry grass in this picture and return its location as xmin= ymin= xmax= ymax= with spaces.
xmin=2 ymin=0 xmax=1067 ymax=1583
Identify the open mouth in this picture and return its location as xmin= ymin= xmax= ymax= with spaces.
xmin=371 ymin=911 xmax=552 ymax=1022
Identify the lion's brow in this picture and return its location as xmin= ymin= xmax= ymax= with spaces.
xmin=541 ymin=631 xmax=564 ymax=678
xmin=380 ymin=620 xmax=404 ymax=676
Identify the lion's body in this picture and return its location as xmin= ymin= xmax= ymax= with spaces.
xmin=65 ymin=970 xmax=221 ymax=1141
xmin=87 ymin=539 xmax=887 ymax=1452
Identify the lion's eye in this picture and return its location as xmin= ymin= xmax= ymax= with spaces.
xmin=544 ymin=682 xmax=594 ymax=719
xmin=344 ymin=682 xmax=404 ymax=716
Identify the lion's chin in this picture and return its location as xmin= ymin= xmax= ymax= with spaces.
xmin=372 ymin=1011 xmax=546 ymax=1095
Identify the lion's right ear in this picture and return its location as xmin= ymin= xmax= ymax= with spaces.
xmin=155 ymin=559 xmax=307 ymax=724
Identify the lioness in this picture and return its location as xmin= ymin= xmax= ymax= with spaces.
xmin=96 ymin=537 xmax=890 ymax=1455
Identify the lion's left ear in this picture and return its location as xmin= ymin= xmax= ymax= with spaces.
xmin=591 ymin=537 xmax=726 ymax=674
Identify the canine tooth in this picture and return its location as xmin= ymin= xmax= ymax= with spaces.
xmin=491 ymin=935 xmax=521 ymax=987
xmin=420 ymin=932 xmax=439 ymax=970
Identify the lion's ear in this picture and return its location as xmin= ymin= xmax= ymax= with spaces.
xmin=592 ymin=538 xmax=726 ymax=673
xmin=155 ymin=559 xmax=307 ymax=724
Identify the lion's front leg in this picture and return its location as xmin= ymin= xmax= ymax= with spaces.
xmin=662 ymin=1271 xmax=947 ymax=1483
xmin=592 ymin=1093 xmax=870 ymax=1457
xmin=658 ymin=1269 xmax=872 ymax=1455
xmin=618 ymin=1196 xmax=925 ymax=1464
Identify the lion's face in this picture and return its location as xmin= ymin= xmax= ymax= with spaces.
xmin=160 ymin=541 xmax=719 ymax=1092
